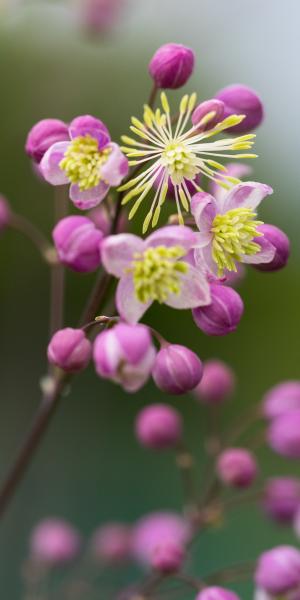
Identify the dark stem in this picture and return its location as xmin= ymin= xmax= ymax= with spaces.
xmin=9 ymin=213 xmax=53 ymax=260
xmin=49 ymin=187 xmax=68 ymax=335
xmin=148 ymin=83 xmax=158 ymax=109
xmin=205 ymin=560 xmax=255 ymax=585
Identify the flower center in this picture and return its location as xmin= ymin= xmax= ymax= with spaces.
xmin=161 ymin=142 xmax=198 ymax=185
xmin=131 ymin=245 xmax=188 ymax=304
xmin=60 ymin=135 xmax=111 ymax=191
xmin=211 ymin=207 xmax=263 ymax=276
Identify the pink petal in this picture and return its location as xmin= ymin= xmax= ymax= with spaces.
xmin=209 ymin=162 xmax=253 ymax=203
xmin=101 ymin=234 xmax=144 ymax=277
xmin=194 ymin=244 xmax=218 ymax=277
xmin=40 ymin=142 xmax=70 ymax=185
xmin=190 ymin=192 xmax=217 ymax=233
xmin=70 ymin=181 xmax=109 ymax=210
xmin=165 ymin=265 xmax=211 ymax=309
xmin=116 ymin=275 xmax=151 ymax=324
xmin=242 ymin=238 xmax=275 ymax=264
xmin=146 ymin=225 xmax=196 ymax=251
xmin=101 ymin=143 xmax=129 ymax=186
xmin=223 ymin=181 xmax=273 ymax=212
xmin=69 ymin=115 xmax=110 ymax=149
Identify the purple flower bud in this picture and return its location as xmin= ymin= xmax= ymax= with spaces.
xmin=90 ymin=523 xmax=132 ymax=564
xmin=152 ymin=344 xmax=203 ymax=395
xmin=53 ymin=216 xmax=103 ymax=273
xmin=215 ymin=84 xmax=264 ymax=133
xmin=0 ymin=195 xmax=11 ymax=231
xmin=78 ymin=0 xmax=123 ymax=35
xmin=255 ymin=546 xmax=300 ymax=595
xmin=151 ymin=542 xmax=185 ymax=574
xmin=267 ymin=409 xmax=300 ymax=459
xmin=47 ymin=328 xmax=92 ymax=372
xmin=30 ymin=518 xmax=80 ymax=565
xmin=25 ymin=119 xmax=69 ymax=163
xmin=262 ymin=478 xmax=300 ymax=524
xmin=196 ymin=587 xmax=240 ymax=600
xmin=149 ymin=43 xmax=195 ymax=89
xmin=135 ymin=404 xmax=182 ymax=450
xmin=254 ymin=224 xmax=290 ymax=272
xmin=192 ymin=99 xmax=225 ymax=131
xmin=131 ymin=512 xmax=191 ymax=568
xmin=216 ymin=448 xmax=257 ymax=488
xmin=193 ymin=359 xmax=235 ymax=404
xmin=262 ymin=381 xmax=300 ymax=420
xmin=192 ymin=284 xmax=244 ymax=336
xmin=93 ymin=323 xmax=156 ymax=393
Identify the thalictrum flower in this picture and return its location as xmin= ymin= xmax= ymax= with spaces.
xmin=40 ymin=115 xmax=129 ymax=210
xmin=101 ymin=225 xmax=210 ymax=324
xmin=119 ymin=92 xmax=257 ymax=232
xmin=191 ymin=182 xmax=275 ymax=277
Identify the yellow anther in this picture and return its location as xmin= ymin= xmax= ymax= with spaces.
xmin=59 ymin=135 xmax=110 ymax=191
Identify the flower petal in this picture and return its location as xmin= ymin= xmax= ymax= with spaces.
xmin=70 ymin=181 xmax=109 ymax=210
xmin=116 ymin=275 xmax=151 ymax=324
xmin=209 ymin=162 xmax=253 ymax=203
xmin=146 ymin=225 xmax=196 ymax=251
xmin=101 ymin=234 xmax=144 ymax=277
xmin=165 ymin=264 xmax=211 ymax=309
xmin=191 ymin=192 xmax=217 ymax=233
xmin=242 ymin=236 xmax=275 ymax=264
xmin=69 ymin=115 xmax=110 ymax=149
xmin=40 ymin=142 xmax=70 ymax=185
xmin=223 ymin=181 xmax=273 ymax=212
xmin=194 ymin=244 xmax=218 ymax=277
xmin=101 ymin=143 xmax=129 ymax=186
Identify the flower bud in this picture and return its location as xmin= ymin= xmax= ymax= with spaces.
xmin=151 ymin=542 xmax=185 ymax=574
xmin=192 ymin=99 xmax=225 ymax=131
xmin=255 ymin=546 xmax=300 ymax=596
xmin=90 ymin=523 xmax=131 ymax=564
xmin=267 ymin=410 xmax=300 ymax=458
xmin=193 ymin=359 xmax=235 ymax=404
xmin=216 ymin=448 xmax=257 ymax=488
xmin=78 ymin=0 xmax=123 ymax=35
xmin=135 ymin=403 xmax=182 ymax=450
xmin=149 ymin=43 xmax=195 ymax=89
xmin=215 ymin=84 xmax=264 ymax=133
xmin=30 ymin=519 xmax=80 ymax=565
xmin=47 ymin=328 xmax=92 ymax=372
xmin=262 ymin=381 xmax=300 ymax=420
xmin=262 ymin=478 xmax=300 ymax=524
xmin=254 ymin=224 xmax=290 ymax=272
xmin=88 ymin=205 xmax=127 ymax=236
xmin=196 ymin=587 xmax=240 ymax=600
xmin=0 ymin=195 xmax=11 ymax=231
xmin=192 ymin=284 xmax=244 ymax=336
xmin=93 ymin=323 xmax=156 ymax=393
xmin=53 ymin=216 xmax=103 ymax=273
xmin=152 ymin=344 xmax=203 ymax=395
xmin=131 ymin=512 xmax=191 ymax=568
xmin=25 ymin=119 xmax=69 ymax=163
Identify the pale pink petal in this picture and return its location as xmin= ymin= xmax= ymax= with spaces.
xmin=165 ymin=265 xmax=211 ymax=309
xmin=190 ymin=192 xmax=217 ymax=233
xmin=194 ymin=244 xmax=218 ymax=277
xmin=242 ymin=238 xmax=275 ymax=264
xmin=101 ymin=234 xmax=144 ymax=277
xmin=120 ymin=346 xmax=156 ymax=392
xmin=101 ymin=143 xmax=129 ymax=186
xmin=223 ymin=181 xmax=273 ymax=212
xmin=146 ymin=225 xmax=196 ymax=251
xmin=116 ymin=275 xmax=151 ymax=324
xmin=40 ymin=142 xmax=70 ymax=185
xmin=70 ymin=181 xmax=109 ymax=210
xmin=209 ymin=162 xmax=253 ymax=203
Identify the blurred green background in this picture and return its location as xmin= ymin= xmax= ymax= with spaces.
xmin=0 ymin=0 xmax=299 ymax=597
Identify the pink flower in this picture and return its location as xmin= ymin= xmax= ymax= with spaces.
xmin=40 ymin=115 xmax=128 ymax=210
xmin=101 ymin=225 xmax=210 ymax=324
xmin=191 ymin=182 xmax=275 ymax=277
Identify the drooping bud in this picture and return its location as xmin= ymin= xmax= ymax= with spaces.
xmin=149 ymin=43 xmax=195 ymax=89
xmin=215 ymin=84 xmax=264 ymax=133
xmin=29 ymin=519 xmax=80 ymax=565
xmin=193 ymin=359 xmax=235 ymax=404
xmin=255 ymin=546 xmax=300 ymax=596
xmin=0 ymin=195 xmax=11 ymax=231
xmin=262 ymin=478 xmax=300 ymax=524
xmin=25 ymin=119 xmax=69 ymax=163
xmin=152 ymin=344 xmax=203 ymax=395
xmin=78 ymin=0 xmax=123 ymax=35
xmin=262 ymin=381 xmax=300 ymax=420
xmin=53 ymin=216 xmax=103 ymax=273
xmin=267 ymin=410 xmax=300 ymax=459
xmin=254 ymin=224 xmax=290 ymax=272
xmin=93 ymin=323 xmax=156 ymax=393
xmin=135 ymin=403 xmax=182 ymax=450
xmin=47 ymin=328 xmax=92 ymax=372
xmin=151 ymin=542 xmax=185 ymax=574
xmin=196 ymin=587 xmax=240 ymax=600
xmin=192 ymin=99 xmax=225 ymax=131
xmin=90 ymin=523 xmax=132 ymax=564
xmin=216 ymin=448 xmax=257 ymax=488
xmin=192 ymin=284 xmax=244 ymax=336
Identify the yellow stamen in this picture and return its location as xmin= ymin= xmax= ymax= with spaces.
xmin=60 ymin=135 xmax=110 ymax=191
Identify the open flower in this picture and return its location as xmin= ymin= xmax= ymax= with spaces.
xmin=119 ymin=92 xmax=257 ymax=232
xmin=101 ymin=225 xmax=210 ymax=323
xmin=191 ymin=182 xmax=275 ymax=277
xmin=40 ymin=115 xmax=128 ymax=209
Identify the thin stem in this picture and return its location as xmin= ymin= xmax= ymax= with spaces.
xmin=205 ymin=560 xmax=255 ymax=585
xmin=148 ymin=83 xmax=158 ymax=109
xmin=49 ymin=187 xmax=68 ymax=335
xmin=175 ymin=442 xmax=199 ymax=519
xmin=9 ymin=213 xmax=53 ymax=261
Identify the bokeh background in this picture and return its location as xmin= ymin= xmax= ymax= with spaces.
xmin=0 ymin=0 xmax=299 ymax=597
